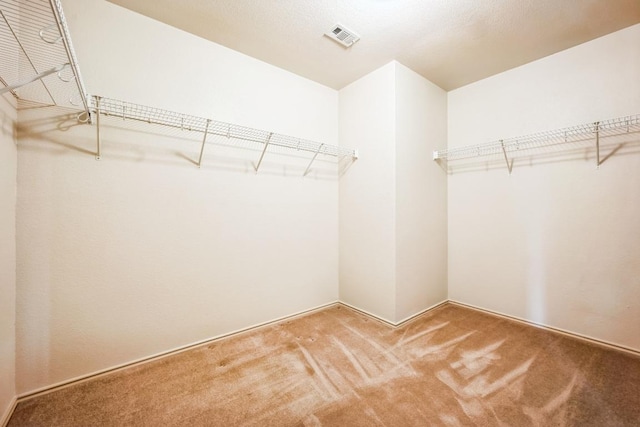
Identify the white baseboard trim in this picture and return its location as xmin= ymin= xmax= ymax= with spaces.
xmin=1 ymin=396 xmax=18 ymax=427
xmin=448 ymin=300 xmax=640 ymax=356
xmin=17 ymin=301 xmax=340 ymax=402
xmin=338 ymin=300 xmax=448 ymax=327
xmin=337 ymin=301 xmax=396 ymax=326
xmin=18 ymin=298 xmax=638 ymax=405
xmin=393 ymin=300 xmax=449 ymax=326
xmin=16 ymin=299 xmax=449 ymax=401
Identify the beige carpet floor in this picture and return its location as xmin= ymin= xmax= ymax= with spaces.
xmin=8 ymin=303 xmax=640 ymax=426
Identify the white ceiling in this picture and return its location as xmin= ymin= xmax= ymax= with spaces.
xmin=107 ymin=0 xmax=640 ymax=91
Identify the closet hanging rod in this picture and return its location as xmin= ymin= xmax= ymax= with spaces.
xmin=433 ymin=113 xmax=640 ymax=162
xmin=89 ymin=95 xmax=358 ymax=159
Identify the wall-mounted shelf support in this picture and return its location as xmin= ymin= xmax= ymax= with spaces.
xmin=254 ymin=133 xmax=273 ymax=173
xmin=500 ymin=140 xmax=513 ymax=175
xmin=594 ymin=121 xmax=600 ymax=168
xmin=197 ymin=119 xmax=211 ymax=168
xmin=95 ymin=96 xmax=101 ymax=160
xmin=0 ymin=64 xmax=66 ymax=95
xmin=303 ymin=143 xmax=325 ymax=177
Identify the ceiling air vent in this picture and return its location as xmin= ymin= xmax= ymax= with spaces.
xmin=325 ymin=24 xmax=360 ymax=48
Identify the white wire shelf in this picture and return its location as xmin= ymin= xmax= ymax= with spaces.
xmin=433 ymin=114 xmax=640 ymax=164
xmin=90 ymin=95 xmax=358 ymax=172
xmin=0 ymin=0 xmax=90 ymax=117
xmin=1 ymin=1 xmax=357 ymax=175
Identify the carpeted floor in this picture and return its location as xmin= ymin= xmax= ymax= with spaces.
xmin=8 ymin=303 xmax=640 ymax=426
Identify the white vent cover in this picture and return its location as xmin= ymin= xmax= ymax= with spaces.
xmin=325 ymin=24 xmax=360 ymax=48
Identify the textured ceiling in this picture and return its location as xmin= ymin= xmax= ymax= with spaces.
xmin=107 ymin=0 xmax=640 ymax=91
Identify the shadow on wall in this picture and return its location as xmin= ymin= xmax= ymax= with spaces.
xmin=0 ymin=103 xmax=17 ymax=142
xmin=16 ymin=105 xmax=355 ymax=181
xmin=436 ymin=134 xmax=640 ymax=175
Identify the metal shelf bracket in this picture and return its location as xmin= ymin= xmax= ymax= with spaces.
xmin=500 ymin=140 xmax=513 ymax=174
xmin=254 ymin=133 xmax=273 ymax=173
xmin=95 ymin=96 xmax=101 ymax=160
xmin=303 ymin=143 xmax=324 ymax=177
xmin=594 ymin=121 xmax=600 ymax=169
xmin=197 ymin=119 xmax=211 ymax=168
xmin=0 ymin=64 xmax=66 ymax=95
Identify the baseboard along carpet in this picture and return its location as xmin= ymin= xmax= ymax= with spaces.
xmin=8 ymin=303 xmax=640 ymax=426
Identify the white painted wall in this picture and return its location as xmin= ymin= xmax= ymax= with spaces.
xmin=395 ymin=63 xmax=448 ymax=322
xmin=14 ymin=0 xmax=638 ymax=399
xmin=448 ymin=24 xmax=640 ymax=351
xmin=16 ymin=0 xmax=340 ymax=394
xmin=339 ymin=62 xmax=448 ymax=323
xmin=339 ymin=62 xmax=397 ymax=321
xmin=0 ymin=94 xmax=17 ymax=423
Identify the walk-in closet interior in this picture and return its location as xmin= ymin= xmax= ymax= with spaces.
xmin=2 ymin=0 xmax=639 ymax=425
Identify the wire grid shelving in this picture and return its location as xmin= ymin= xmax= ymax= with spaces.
xmin=433 ymin=114 xmax=640 ymax=163
xmin=0 ymin=0 xmax=89 ymax=116
xmin=90 ymin=96 xmax=358 ymax=168
xmin=1 ymin=0 xmax=357 ymax=172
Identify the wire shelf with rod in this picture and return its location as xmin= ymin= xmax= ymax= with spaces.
xmin=0 ymin=0 xmax=90 ymax=118
xmin=433 ymin=114 xmax=640 ymax=173
xmin=90 ymin=95 xmax=359 ymax=173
